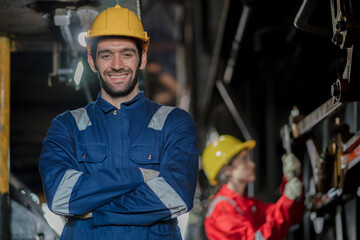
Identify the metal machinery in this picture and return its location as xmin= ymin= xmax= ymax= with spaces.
xmin=193 ymin=0 xmax=360 ymax=239
xmin=282 ymin=0 xmax=360 ymax=238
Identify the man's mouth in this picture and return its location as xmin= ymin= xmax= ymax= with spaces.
xmin=106 ymin=71 xmax=131 ymax=81
xmin=109 ymin=74 xmax=127 ymax=79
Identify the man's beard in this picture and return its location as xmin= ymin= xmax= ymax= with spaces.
xmin=99 ymin=69 xmax=139 ymax=98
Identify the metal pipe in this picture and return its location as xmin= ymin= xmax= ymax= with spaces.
xmin=200 ymin=0 xmax=230 ymax=122
xmin=60 ymin=24 xmax=76 ymax=58
xmin=48 ymin=41 xmax=61 ymax=87
xmin=224 ymin=5 xmax=251 ymax=84
xmin=0 ymin=35 xmax=10 ymax=239
xmin=215 ymin=80 xmax=255 ymax=196
xmin=215 ymin=80 xmax=252 ymax=140
xmin=293 ymin=0 xmax=329 ymax=37
xmin=136 ymin=0 xmax=142 ymax=21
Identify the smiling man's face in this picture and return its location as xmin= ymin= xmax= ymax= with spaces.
xmin=88 ymin=37 xmax=146 ymax=102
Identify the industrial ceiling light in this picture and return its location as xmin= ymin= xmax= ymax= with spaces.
xmin=56 ymin=58 xmax=84 ymax=90
xmin=77 ymin=32 xmax=87 ymax=47
xmin=74 ymin=59 xmax=84 ymax=89
xmin=76 ymin=6 xmax=99 ymax=48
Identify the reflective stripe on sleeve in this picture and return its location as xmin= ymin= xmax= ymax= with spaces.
xmin=255 ymin=230 xmax=265 ymax=240
xmin=148 ymin=106 xmax=175 ymax=130
xmin=146 ymin=177 xmax=187 ymax=218
xmin=139 ymin=168 xmax=159 ymax=182
xmin=206 ymin=195 xmax=244 ymax=218
xmin=52 ymin=169 xmax=83 ymax=215
xmin=71 ymin=108 xmax=92 ymax=131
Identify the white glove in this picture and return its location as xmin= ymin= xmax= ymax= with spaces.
xmin=139 ymin=168 xmax=159 ymax=182
xmin=284 ymin=177 xmax=303 ymax=201
xmin=282 ymin=153 xmax=301 ymax=181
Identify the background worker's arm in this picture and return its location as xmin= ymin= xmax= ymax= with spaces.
xmin=38 ymin=114 xmax=156 ymax=217
xmin=92 ymin=109 xmax=199 ymax=226
xmin=253 ymin=180 xmax=303 ymax=240
xmin=256 ymin=183 xmax=302 ymax=240
xmin=280 ymin=153 xmax=305 ymax=225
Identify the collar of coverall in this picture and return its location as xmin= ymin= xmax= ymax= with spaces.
xmin=97 ymin=90 xmax=145 ymax=113
xmin=219 ymin=184 xmax=251 ymax=204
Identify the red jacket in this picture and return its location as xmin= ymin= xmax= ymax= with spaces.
xmin=204 ymin=178 xmax=304 ymax=240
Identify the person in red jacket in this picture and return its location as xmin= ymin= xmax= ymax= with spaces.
xmin=202 ymin=135 xmax=305 ymax=240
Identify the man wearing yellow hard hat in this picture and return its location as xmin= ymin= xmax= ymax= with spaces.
xmin=202 ymin=135 xmax=305 ymax=240
xmin=39 ymin=5 xmax=199 ymax=239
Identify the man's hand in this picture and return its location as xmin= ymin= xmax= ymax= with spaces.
xmin=282 ymin=153 xmax=301 ymax=181
xmin=284 ymin=177 xmax=303 ymax=201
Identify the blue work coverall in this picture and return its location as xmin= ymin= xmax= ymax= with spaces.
xmin=38 ymin=91 xmax=199 ymax=239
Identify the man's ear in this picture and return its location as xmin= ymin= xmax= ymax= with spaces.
xmin=139 ymin=50 xmax=147 ymax=70
xmin=87 ymin=53 xmax=98 ymax=73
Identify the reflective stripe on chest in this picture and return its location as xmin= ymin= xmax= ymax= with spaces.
xmin=71 ymin=108 xmax=92 ymax=131
xmin=148 ymin=106 xmax=175 ymax=130
xmin=71 ymin=106 xmax=175 ymax=132
xmin=206 ymin=195 xmax=244 ymax=217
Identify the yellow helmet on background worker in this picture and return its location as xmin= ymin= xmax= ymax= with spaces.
xmin=202 ymin=135 xmax=256 ymax=185
xmin=87 ymin=4 xmax=150 ymax=53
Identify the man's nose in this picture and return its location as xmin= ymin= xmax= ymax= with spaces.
xmin=111 ymin=55 xmax=124 ymax=70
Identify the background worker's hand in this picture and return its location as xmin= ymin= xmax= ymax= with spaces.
xmin=282 ymin=153 xmax=301 ymax=181
xmin=284 ymin=177 xmax=303 ymax=201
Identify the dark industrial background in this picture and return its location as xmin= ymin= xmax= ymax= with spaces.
xmin=0 ymin=0 xmax=359 ymax=239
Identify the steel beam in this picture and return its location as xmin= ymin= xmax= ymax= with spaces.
xmin=0 ymin=35 xmax=10 ymax=239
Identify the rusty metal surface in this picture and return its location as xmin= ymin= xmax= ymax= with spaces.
xmin=291 ymin=98 xmax=344 ymax=138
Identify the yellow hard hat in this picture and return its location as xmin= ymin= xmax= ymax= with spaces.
xmin=87 ymin=5 xmax=150 ymax=52
xmin=202 ymin=135 xmax=256 ymax=185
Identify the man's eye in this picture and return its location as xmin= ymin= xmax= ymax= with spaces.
xmin=100 ymin=54 xmax=111 ymax=59
xmin=123 ymin=53 xmax=134 ymax=58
